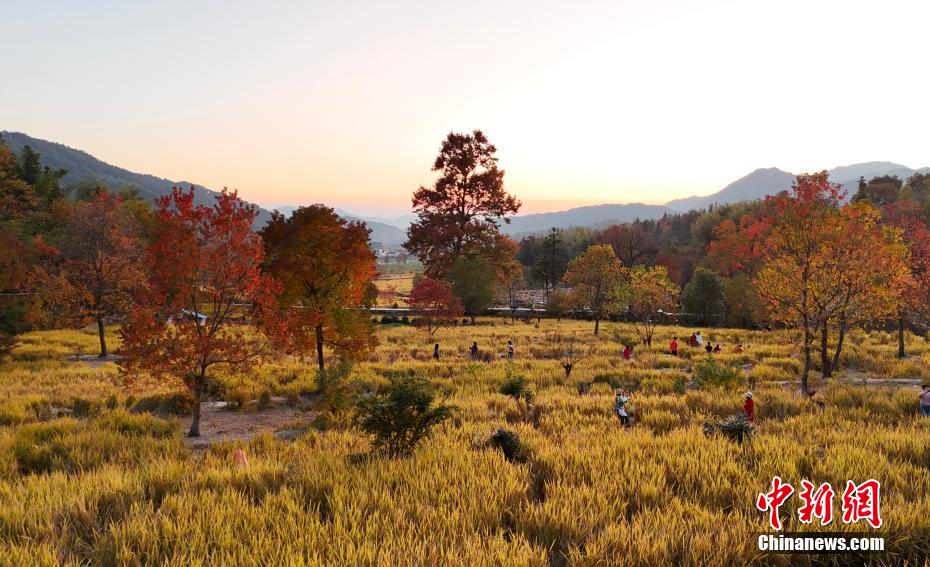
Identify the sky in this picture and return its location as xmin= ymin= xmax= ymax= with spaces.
xmin=2 ymin=0 xmax=929 ymax=216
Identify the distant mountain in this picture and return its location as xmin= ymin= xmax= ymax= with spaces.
xmin=828 ymin=162 xmax=926 ymax=198
xmin=664 ymin=168 xmax=796 ymax=212
xmin=336 ymin=211 xmax=407 ymax=247
xmin=0 ymin=131 xmax=273 ymax=225
xmin=334 ymin=210 xmax=415 ymax=231
xmin=500 ymin=203 xmax=676 ymax=236
xmin=828 ymin=161 xmax=915 ymax=185
xmin=5 ymin=131 xmax=926 ymax=240
xmin=664 ymin=162 xmax=930 ymax=212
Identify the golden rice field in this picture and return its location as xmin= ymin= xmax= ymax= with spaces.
xmin=1 ymin=320 xmax=929 ymax=566
xmin=374 ymin=272 xmax=416 ymax=306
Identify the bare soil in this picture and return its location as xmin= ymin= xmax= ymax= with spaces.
xmin=182 ymin=398 xmax=319 ymax=449
xmin=70 ymin=354 xmax=124 ymax=368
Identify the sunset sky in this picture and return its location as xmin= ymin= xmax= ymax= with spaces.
xmin=3 ymin=0 xmax=929 ymax=216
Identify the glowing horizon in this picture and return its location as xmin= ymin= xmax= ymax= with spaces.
xmin=2 ymin=0 xmax=928 ymax=217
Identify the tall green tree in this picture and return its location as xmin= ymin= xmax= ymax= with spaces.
xmin=532 ymin=228 xmax=568 ymax=299
xmin=851 ymin=175 xmax=902 ymax=207
xmin=447 ymin=256 xmax=496 ymax=324
xmin=680 ymin=267 xmax=726 ymax=326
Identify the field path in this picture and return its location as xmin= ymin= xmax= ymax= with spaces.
xmin=183 ymin=397 xmax=318 ymax=449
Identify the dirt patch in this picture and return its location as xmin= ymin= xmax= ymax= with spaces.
xmin=183 ymin=401 xmax=318 ymax=449
xmin=67 ymin=354 xmax=124 ymax=368
xmin=766 ymin=367 xmax=924 ymax=389
xmin=834 ymin=368 xmax=924 ymax=388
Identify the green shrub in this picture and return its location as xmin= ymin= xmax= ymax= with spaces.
xmin=499 ymin=370 xmax=532 ymax=402
xmin=316 ymin=361 xmax=356 ymax=414
xmin=355 ymin=375 xmax=455 ymax=458
xmin=692 ymin=357 xmax=743 ymax=390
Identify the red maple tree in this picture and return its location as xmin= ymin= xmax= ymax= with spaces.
xmin=260 ymin=205 xmax=378 ymax=371
xmin=408 ymin=277 xmax=463 ymax=336
xmin=120 ymin=188 xmax=285 ymax=436
xmin=51 ymin=191 xmax=146 ymax=357
xmin=884 ymin=200 xmax=930 ymax=356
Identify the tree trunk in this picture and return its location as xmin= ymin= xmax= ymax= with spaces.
xmin=820 ymin=323 xmax=832 ymax=378
xmin=897 ymin=313 xmax=906 ymax=358
xmin=188 ymin=379 xmax=203 ymax=437
xmin=96 ymin=317 xmax=107 ymax=358
xmin=564 ymin=364 xmax=572 ymax=379
xmin=831 ymin=324 xmax=845 ymax=375
xmin=315 ymin=323 xmax=325 ymax=371
xmin=594 ymin=318 xmax=600 ymax=335
xmin=801 ymin=326 xmax=811 ymax=395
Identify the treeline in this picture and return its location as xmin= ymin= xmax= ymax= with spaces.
xmin=515 ymin=173 xmax=930 ymax=331
xmin=0 ymin=142 xmax=154 ymax=346
xmin=0 ymin=141 xmax=382 ymax=436
xmin=5 ymin=131 xmax=930 ymax=403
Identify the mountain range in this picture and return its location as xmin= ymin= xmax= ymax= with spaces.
xmin=3 ymin=131 xmax=927 ymax=244
xmin=0 ymin=131 xmax=274 ymax=226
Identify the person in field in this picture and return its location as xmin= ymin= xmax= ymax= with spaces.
xmin=695 ymin=331 xmax=704 ymax=347
xmin=713 ymin=344 xmax=721 ymax=353
xmin=669 ymin=337 xmax=679 ymax=356
xmin=469 ymin=341 xmax=479 ymax=360
xmin=615 ymin=387 xmax=631 ymax=426
xmin=743 ymin=391 xmax=755 ymax=423
xmin=433 ymin=343 xmax=440 ymax=360
xmin=622 ymin=344 xmax=633 ymax=360
xmin=734 ymin=344 xmax=744 ymax=354
xmin=689 ymin=333 xmax=698 ymax=348
xmin=920 ymin=384 xmax=930 ymax=417
xmin=507 ymin=340 xmax=515 ymax=360
xmin=705 ymin=343 xmax=712 ymax=354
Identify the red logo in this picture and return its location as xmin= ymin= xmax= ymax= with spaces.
xmin=841 ymin=479 xmax=882 ymax=529
xmin=756 ymin=476 xmax=795 ymax=530
xmin=757 ymin=477 xmax=882 ymax=530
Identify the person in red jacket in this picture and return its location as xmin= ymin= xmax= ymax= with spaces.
xmin=743 ymin=392 xmax=755 ymax=423
xmin=669 ymin=337 xmax=678 ymax=356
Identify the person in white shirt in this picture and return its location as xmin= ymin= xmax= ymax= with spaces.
xmin=614 ymin=388 xmax=631 ymax=426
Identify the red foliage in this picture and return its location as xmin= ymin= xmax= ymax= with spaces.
xmin=120 ymin=187 xmax=284 ymax=436
xmin=408 ymin=277 xmax=463 ymax=336
xmin=52 ymin=191 xmax=146 ymax=356
xmin=885 ymin=200 xmax=930 ymax=322
xmin=405 ymin=130 xmax=521 ymax=277
xmin=261 ymin=205 xmax=378 ymax=370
